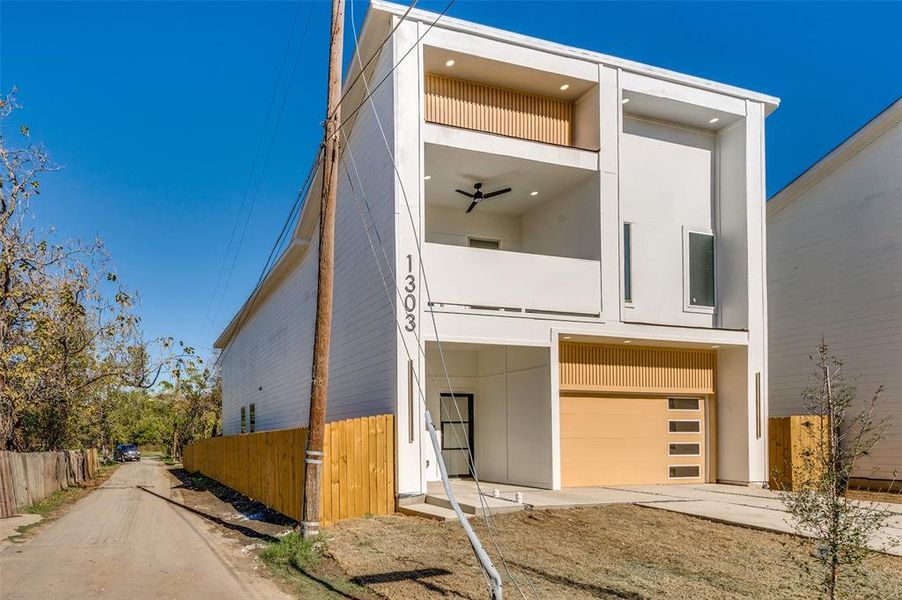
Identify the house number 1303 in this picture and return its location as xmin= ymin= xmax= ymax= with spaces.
xmin=404 ymin=255 xmax=416 ymax=332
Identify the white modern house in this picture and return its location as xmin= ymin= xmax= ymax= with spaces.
xmin=768 ymin=99 xmax=901 ymax=487
xmin=215 ymin=1 xmax=780 ymax=499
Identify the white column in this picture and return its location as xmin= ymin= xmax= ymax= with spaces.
xmin=392 ymin=17 xmax=426 ymax=496
xmin=744 ymin=100 xmax=768 ymax=485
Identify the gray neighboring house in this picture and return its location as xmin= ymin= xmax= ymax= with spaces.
xmin=768 ymin=98 xmax=902 ymax=486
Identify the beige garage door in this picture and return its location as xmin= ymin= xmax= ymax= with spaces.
xmin=560 ymin=395 xmax=707 ymax=487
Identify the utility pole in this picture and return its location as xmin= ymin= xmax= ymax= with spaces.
xmin=302 ymin=0 xmax=345 ymax=539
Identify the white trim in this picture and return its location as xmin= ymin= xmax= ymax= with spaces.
xmin=424 ymin=122 xmax=599 ymax=171
xmin=369 ymin=1 xmax=780 ymax=110
xmin=682 ymin=227 xmax=717 ymax=315
xmin=549 ymin=330 xmax=562 ymax=490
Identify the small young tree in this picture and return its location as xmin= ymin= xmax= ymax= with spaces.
xmin=781 ymin=341 xmax=896 ymax=599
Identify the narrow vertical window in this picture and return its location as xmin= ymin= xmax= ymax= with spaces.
xmin=240 ymin=406 xmax=246 ymax=434
xmin=623 ymin=223 xmax=633 ymax=303
xmin=688 ymin=232 xmax=715 ymax=307
xmin=249 ymin=403 xmax=256 ymax=433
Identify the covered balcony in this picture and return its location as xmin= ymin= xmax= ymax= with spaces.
xmin=423 ymin=46 xmax=600 ymax=151
xmin=423 ymin=143 xmax=601 ymax=318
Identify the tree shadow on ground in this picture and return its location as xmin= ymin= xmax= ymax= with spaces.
xmin=167 ymin=468 xmax=295 ymax=528
xmin=351 ymin=568 xmax=467 ymax=598
xmin=510 ymin=560 xmax=649 ymax=600
xmin=137 ymin=484 xmax=280 ymax=543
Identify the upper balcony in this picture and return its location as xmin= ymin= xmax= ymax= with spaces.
xmin=423 ymin=46 xmax=600 ymax=153
xmin=423 ymin=142 xmax=601 ymax=319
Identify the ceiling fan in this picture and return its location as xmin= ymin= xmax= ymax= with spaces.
xmin=455 ymin=182 xmax=512 ymax=214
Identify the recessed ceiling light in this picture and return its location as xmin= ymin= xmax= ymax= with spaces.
xmin=621 ymin=98 xmax=630 ymax=104
xmin=562 ymin=335 xmax=572 ymax=340
xmin=711 ymin=345 xmax=720 ymax=349
xmin=423 ymin=175 xmax=431 ymax=180
xmin=559 ymin=83 xmax=570 ymax=91
xmin=530 ymin=191 xmax=539 ymax=196
xmin=623 ymin=340 xmax=632 ymax=344
xmin=709 ymin=117 xmax=719 ymax=124
xmin=445 ymin=59 xmax=455 ymax=67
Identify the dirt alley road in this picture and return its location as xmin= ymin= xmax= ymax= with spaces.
xmin=0 ymin=458 xmax=291 ymax=599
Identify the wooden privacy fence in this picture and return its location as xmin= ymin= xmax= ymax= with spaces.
xmin=0 ymin=449 xmax=99 ymax=518
xmin=183 ymin=414 xmax=395 ymax=526
xmin=768 ymin=415 xmax=829 ymax=491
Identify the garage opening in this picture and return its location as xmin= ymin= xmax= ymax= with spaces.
xmin=559 ymin=342 xmax=716 ymax=487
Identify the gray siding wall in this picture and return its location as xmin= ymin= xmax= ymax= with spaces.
xmin=767 ymin=118 xmax=902 ymax=479
xmin=220 ymin=49 xmax=398 ymax=435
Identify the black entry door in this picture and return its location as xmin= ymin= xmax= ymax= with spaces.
xmin=439 ymin=393 xmax=474 ymax=477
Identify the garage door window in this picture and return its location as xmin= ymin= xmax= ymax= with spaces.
xmin=669 ymin=442 xmax=700 ymax=456
xmin=669 ymin=420 xmax=700 ymax=433
xmin=668 ymin=398 xmax=699 ymax=411
xmin=669 ymin=465 xmax=700 ymax=479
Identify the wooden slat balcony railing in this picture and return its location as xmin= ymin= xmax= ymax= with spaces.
xmin=425 ymin=73 xmax=574 ymax=147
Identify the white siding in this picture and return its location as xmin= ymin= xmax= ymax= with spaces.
xmin=768 ymin=117 xmax=902 ymax=479
xmin=220 ymin=48 xmax=398 ymax=435
xmin=220 ymin=251 xmax=316 ymax=435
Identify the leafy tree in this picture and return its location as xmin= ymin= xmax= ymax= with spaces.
xmin=0 ymin=89 xmax=201 ymax=451
xmin=158 ymin=359 xmax=221 ymax=459
xmin=781 ymin=341 xmax=896 ymax=599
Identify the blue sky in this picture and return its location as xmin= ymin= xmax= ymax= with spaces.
xmin=2 ymin=1 xmax=900 ymax=362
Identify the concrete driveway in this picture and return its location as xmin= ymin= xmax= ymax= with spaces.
xmin=0 ymin=458 xmax=291 ymax=599
xmin=427 ymin=479 xmax=902 ymax=556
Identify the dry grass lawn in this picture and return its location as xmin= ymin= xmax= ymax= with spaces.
xmin=327 ymin=504 xmax=902 ymax=600
xmin=846 ymin=489 xmax=902 ymax=505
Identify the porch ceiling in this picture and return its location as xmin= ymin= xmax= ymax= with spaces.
xmin=425 ymin=144 xmax=595 ymax=216
xmin=423 ymin=46 xmax=595 ymax=101
xmin=622 ymin=91 xmax=742 ymax=132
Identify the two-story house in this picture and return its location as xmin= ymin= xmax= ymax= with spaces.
xmin=214 ymin=1 xmax=780 ymax=499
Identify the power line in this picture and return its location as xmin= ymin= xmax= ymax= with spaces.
xmin=334 ymin=0 xmax=457 ymax=133
xmin=209 ymin=0 xmax=427 ymax=350
xmin=343 ymin=3 xmax=535 ymax=597
xmin=202 ymin=1 xmax=317 ymax=344
xmin=329 ymin=0 xmax=420 ymax=120
xmin=200 ymin=2 xmax=306 ymax=341
xmin=213 ymin=150 xmax=323 ymax=371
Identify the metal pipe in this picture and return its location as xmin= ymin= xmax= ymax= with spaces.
xmin=424 ymin=410 xmax=503 ymax=599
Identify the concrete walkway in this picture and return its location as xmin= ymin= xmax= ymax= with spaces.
xmin=426 ymin=480 xmax=902 ymax=556
xmin=0 ymin=458 xmax=291 ymax=599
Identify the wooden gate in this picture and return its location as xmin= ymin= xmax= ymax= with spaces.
xmin=768 ymin=415 xmax=829 ymax=491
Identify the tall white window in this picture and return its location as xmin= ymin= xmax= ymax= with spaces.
xmin=684 ymin=229 xmax=715 ymax=310
xmin=623 ymin=222 xmax=633 ymax=303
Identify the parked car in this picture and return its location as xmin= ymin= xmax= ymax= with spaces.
xmin=114 ymin=444 xmax=141 ymax=462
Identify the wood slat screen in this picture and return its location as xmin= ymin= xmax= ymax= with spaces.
xmin=182 ymin=414 xmax=395 ymax=526
xmin=560 ymin=342 xmax=716 ymax=394
xmin=425 ymin=73 xmax=573 ymax=147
